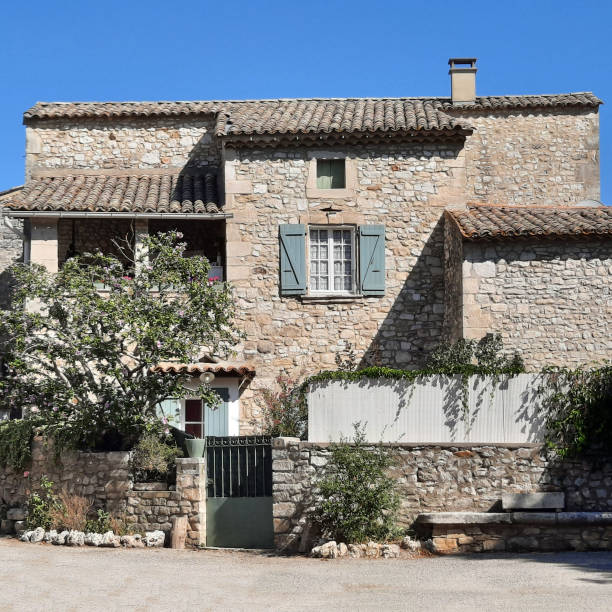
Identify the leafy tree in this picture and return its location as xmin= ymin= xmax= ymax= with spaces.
xmin=0 ymin=231 xmax=241 ymax=452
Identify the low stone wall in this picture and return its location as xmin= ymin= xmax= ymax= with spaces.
xmin=0 ymin=438 xmax=130 ymax=514
xmin=272 ymin=438 xmax=612 ymax=552
xmin=0 ymin=439 xmax=206 ymax=547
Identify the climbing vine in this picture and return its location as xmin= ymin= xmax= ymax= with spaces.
xmin=540 ymin=363 xmax=612 ymax=457
xmin=0 ymin=418 xmax=38 ymax=471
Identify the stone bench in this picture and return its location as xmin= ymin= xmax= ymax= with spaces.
xmin=415 ymin=511 xmax=612 ymax=554
xmin=502 ymin=492 xmax=565 ymax=512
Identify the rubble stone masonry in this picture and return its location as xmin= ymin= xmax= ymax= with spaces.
xmin=272 ymin=438 xmax=612 ymax=552
xmin=450 ymin=108 xmax=600 ymax=205
xmin=461 ymin=239 xmax=612 ymax=368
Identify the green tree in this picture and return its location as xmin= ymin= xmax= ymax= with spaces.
xmin=0 ymin=231 xmax=241 ymax=452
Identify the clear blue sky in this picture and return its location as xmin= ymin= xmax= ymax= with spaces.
xmin=2 ymin=0 xmax=611 ymax=202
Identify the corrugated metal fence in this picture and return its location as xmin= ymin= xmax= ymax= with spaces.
xmin=307 ymin=374 xmax=549 ymax=443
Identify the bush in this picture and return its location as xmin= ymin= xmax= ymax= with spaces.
xmin=131 ymin=433 xmax=182 ymax=482
xmin=49 ymin=490 xmax=92 ymax=532
xmin=255 ymin=375 xmax=307 ymax=439
xmin=314 ymin=426 xmax=399 ymax=543
xmin=85 ymin=509 xmax=112 ymax=534
xmin=25 ymin=476 xmax=60 ymax=530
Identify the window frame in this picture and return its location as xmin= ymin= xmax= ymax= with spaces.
xmin=306 ymin=152 xmax=356 ymax=199
xmin=307 ymin=225 xmax=357 ymax=296
xmin=316 ymin=158 xmax=346 ymax=190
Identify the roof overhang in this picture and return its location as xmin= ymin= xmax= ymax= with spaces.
xmin=3 ymin=210 xmax=232 ymax=220
xmin=153 ymin=362 xmax=255 ymax=378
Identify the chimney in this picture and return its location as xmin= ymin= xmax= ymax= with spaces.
xmin=448 ymin=58 xmax=477 ymax=105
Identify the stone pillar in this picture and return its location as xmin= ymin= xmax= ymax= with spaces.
xmin=133 ymin=218 xmax=148 ymax=273
xmin=176 ymin=458 xmax=207 ymax=548
xmin=30 ymin=217 xmax=58 ymax=273
xmin=272 ymin=436 xmax=304 ymax=552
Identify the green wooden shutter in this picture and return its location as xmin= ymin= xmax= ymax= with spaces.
xmin=157 ymin=398 xmax=181 ymax=427
xmin=204 ymin=388 xmax=229 ymax=437
xmin=359 ymin=225 xmax=385 ymax=296
xmin=279 ymin=224 xmax=306 ymax=295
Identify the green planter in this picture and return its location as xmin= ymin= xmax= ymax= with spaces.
xmin=185 ymin=438 xmax=206 ymax=458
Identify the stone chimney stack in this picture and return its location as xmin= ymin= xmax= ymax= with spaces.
xmin=448 ymin=58 xmax=477 ymax=105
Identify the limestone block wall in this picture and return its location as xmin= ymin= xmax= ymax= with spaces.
xmin=25 ymin=115 xmax=220 ymax=176
xmin=461 ymin=239 xmax=612 ymax=368
xmin=272 ymin=438 xmax=612 ymax=552
xmin=225 ymin=142 xmax=468 ymax=429
xmin=448 ymin=108 xmax=600 ymax=205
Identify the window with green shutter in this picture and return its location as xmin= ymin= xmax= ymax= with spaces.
xmin=316 ymin=159 xmax=346 ymax=189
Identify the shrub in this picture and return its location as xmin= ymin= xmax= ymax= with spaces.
xmin=49 ymin=490 xmax=92 ymax=532
xmin=314 ymin=425 xmax=399 ymax=543
xmin=255 ymin=375 xmax=307 ymax=439
xmin=25 ymin=476 xmax=60 ymax=530
xmin=109 ymin=514 xmax=135 ymax=536
xmin=542 ymin=364 xmax=612 ymax=457
xmin=85 ymin=509 xmax=112 ymax=534
xmin=131 ymin=433 xmax=182 ymax=482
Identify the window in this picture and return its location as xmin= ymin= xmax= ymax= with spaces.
xmin=184 ymin=399 xmax=204 ymax=437
xmin=309 ymin=227 xmax=354 ymax=293
xmin=279 ymin=223 xmax=385 ymax=297
xmin=316 ymin=159 xmax=346 ymax=189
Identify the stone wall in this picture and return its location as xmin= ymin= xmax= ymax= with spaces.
xmin=447 ymin=108 xmax=600 ymax=205
xmin=460 ymin=238 xmax=612 ymax=368
xmin=271 ymin=437 xmax=612 ymax=552
xmin=0 ymin=217 xmax=23 ymax=307
xmin=225 ymin=142 xmax=467 ymax=430
xmin=0 ymin=439 xmax=206 ymax=546
xmin=25 ymin=115 xmax=220 ymax=176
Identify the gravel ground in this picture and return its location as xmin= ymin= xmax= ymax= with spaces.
xmin=1 ymin=537 xmax=611 ymax=611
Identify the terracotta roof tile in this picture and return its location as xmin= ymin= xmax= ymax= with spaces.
xmin=5 ymin=173 xmax=222 ymax=215
xmin=440 ymin=92 xmax=602 ymax=111
xmin=447 ymin=204 xmax=612 ymax=241
xmin=23 ymin=94 xmax=601 ymax=139
xmin=153 ymin=362 xmax=255 ymax=377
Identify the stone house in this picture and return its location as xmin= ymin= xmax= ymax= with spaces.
xmin=0 ymin=58 xmax=610 ymax=433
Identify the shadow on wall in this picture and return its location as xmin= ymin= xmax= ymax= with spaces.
xmin=360 ymin=215 xmax=447 ymax=370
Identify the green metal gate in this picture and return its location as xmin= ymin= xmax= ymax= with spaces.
xmin=205 ymin=435 xmax=274 ymax=549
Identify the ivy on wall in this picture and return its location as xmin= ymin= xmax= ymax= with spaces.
xmin=541 ymin=364 xmax=612 ymax=457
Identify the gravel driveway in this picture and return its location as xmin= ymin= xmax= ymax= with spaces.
xmin=1 ymin=537 xmax=611 ymax=611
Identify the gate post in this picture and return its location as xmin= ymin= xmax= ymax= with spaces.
xmin=176 ymin=457 xmax=207 ymax=548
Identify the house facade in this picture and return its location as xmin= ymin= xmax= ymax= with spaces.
xmin=1 ymin=58 xmax=611 ymax=433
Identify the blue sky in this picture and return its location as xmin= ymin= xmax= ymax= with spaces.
xmin=2 ymin=0 xmax=611 ymax=202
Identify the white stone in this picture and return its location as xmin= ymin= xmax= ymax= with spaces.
xmin=66 ymin=530 xmax=85 ymax=546
xmin=144 ymin=530 xmax=165 ymax=547
xmin=30 ymin=527 xmax=45 ymax=543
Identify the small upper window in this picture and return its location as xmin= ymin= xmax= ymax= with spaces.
xmin=316 ymin=159 xmax=346 ymax=190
